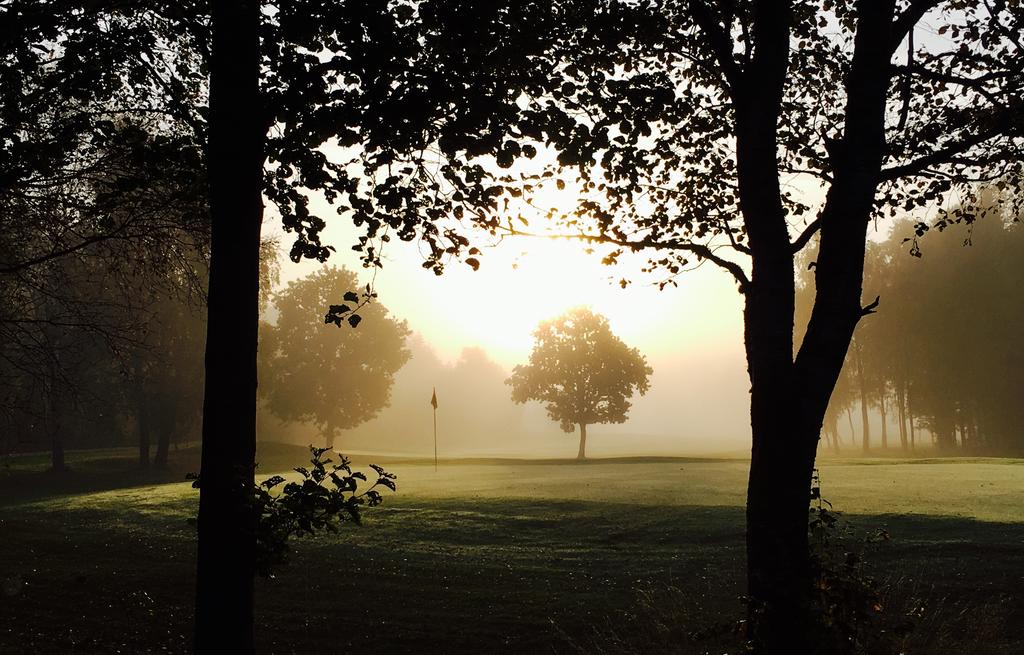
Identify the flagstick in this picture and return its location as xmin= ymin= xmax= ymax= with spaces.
xmin=430 ymin=387 xmax=438 ymax=472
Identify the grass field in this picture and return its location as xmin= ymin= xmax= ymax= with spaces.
xmin=1 ymin=444 xmax=1022 ymax=654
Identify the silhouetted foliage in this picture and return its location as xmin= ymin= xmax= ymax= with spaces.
xmin=508 ymin=308 xmax=652 ymax=459
xmin=806 ymin=469 xmax=902 ymax=654
xmin=0 ymin=119 xmax=209 ymax=468
xmin=7 ymin=1 xmax=1024 ymax=651
xmin=453 ymin=5 xmax=1021 ymax=649
xmin=189 ymin=446 xmax=396 ymax=576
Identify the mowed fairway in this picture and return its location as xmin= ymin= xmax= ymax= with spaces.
xmin=1 ymin=445 xmax=1022 ymax=654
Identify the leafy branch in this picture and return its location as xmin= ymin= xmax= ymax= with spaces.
xmin=189 ymin=446 xmax=397 ymax=576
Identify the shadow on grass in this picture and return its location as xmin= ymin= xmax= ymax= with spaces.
xmin=0 ymin=442 xmax=331 ymax=506
xmin=1 ymin=478 xmax=1022 ymax=654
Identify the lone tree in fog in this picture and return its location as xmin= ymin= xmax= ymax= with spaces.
xmin=259 ymin=267 xmax=410 ymax=448
xmin=507 ymin=308 xmax=652 ymax=459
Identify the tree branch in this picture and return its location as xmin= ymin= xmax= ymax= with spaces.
xmin=790 ymin=218 xmax=821 ymax=253
xmin=0 ymin=224 xmax=133 ymax=275
xmin=688 ymin=0 xmax=743 ymax=91
xmin=890 ymin=0 xmax=943 ymax=54
xmin=501 ymin=225 xmax=751 ymax=290
xmin=880 ymin=122 xmax=1009 ymax=181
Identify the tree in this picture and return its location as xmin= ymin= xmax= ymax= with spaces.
xmin=507 ymin=308 xmax=652 ymax=459
xmin=7 ymin=2 xmax=604 ymax=649
xmin=0 ymin=116 xmax=208 ymax=470
xmin=455 ymin=4 xmax=1022 ymax=649
xmin=11 ymin=1 xmax=1022 ymax=650
xmin=259 ymin=267 xmax=411 ymax=448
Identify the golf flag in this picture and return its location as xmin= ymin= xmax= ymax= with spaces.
xmin=430 ymin=387 xmax=438 ymax=472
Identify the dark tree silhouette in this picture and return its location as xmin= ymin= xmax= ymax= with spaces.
xmin=259 ymin=267 xmax=411 ymax=448
xmin=9 ymin=2 xmax=1022 ymax=651
xmin=6 ymin=3 xmax=642 ymax=648
xmin=0 ymin=120 xmax=207 ymax=470
xmin=462 ymin=5 xmax=1023 ymax=649
xmin=507 ymin=308 xmax=652 ymax=459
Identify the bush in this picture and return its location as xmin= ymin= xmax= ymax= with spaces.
xmin=808 ymin=468 xmax=908 ymax=654
xmin=189 ymin=445 xmax=397 ymax=576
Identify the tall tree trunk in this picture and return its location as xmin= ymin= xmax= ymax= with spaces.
xmin=154 ymin=421 xmax=172 ymax=469
xmin=194 ymin=1 xmax=264 ymax=653
xmin=908 ymin=384 xmax=916 ymax=452
xmin=853 ymin=340 xmax=871 ymax=453
xmin=576 ymin=423 xmax=587 ymax=459
xmin=732 ymin=5 xmax=816 ymax=645
xmin=878 ymin=387 xmax=888 ymax=449
xmin=741 ymin=1 xmax=897 ymax=650
xmin=896 ymin=380 xmax=908 ymax=451
xmin=51 ymin=433 xmax=65 ymax=473
xmin=138 ymin=405 xmax=151 ymax=468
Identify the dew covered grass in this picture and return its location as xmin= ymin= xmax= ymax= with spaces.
xmin=1 ymin=444 xmax=1021 ymax=653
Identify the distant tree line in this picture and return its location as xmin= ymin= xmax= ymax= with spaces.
xmin=800 ymin=197 xmax=1023 ymax=456
xmin=0 ymin=120 xmax=209 ymax=469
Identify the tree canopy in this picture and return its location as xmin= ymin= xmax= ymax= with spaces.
xmin=507 ymin=307 xmax=652 ymax=459
xmin=259 ymin=267 xmax=411 ymax=448
xmin=7 ymin=1 xmax=1023 ymax=651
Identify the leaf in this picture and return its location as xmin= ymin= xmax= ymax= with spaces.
xmin=343 ymin=291 xmax=359 ymax=302
xmin=347 ymin=314 xmax=362 ymax=328
xmin=261 ymin=475 xmax=286 ymax=489
xmin=465 ymin=257 xmax=480 ymax=271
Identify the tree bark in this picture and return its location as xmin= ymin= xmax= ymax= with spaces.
xmin=194 ymin=1 xmax=264 ymax=653
xmin=576 ymin=423 xmax=587 ymax=459
xmin=731 ymin=4 xmax=820 ymax=648
xmin=737 ymin=1 xmax=898 ymax=650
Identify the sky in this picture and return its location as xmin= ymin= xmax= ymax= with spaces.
xmin=265 ymin=186 xmax=760 ymax=453
xmin=261 ymin=160 xmax=921 ymax=456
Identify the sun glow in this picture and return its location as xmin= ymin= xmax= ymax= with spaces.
xmin=272 ymin=185 xmax=745 ymax=370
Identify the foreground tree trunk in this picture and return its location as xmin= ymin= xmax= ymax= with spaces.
xmin=194 ymin=1 xmax=264 ymax=653
xmin=576 ymin=423 xmax=587 ymax=460
xmin=734 ymin=2 xmax=898 ymax=651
